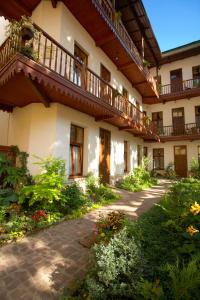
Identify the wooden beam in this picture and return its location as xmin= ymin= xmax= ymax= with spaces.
xmin=27 ymin=77 xmax=50 ymax=108
xmin=119 ymin=125 xmax=134 ymax=131
xmin=129 ymin=1 xmax=159 ymax=65
xmin=96 ymin=34 xmax=115 ymax=47
xmin=95 ymin=115 xmax=114 ymax=121
xmin=133 ymin=81 xmax=146 ymax=87
xmin=51 ymin=0 xmax=58 ymax=8
xmin=118 ymin=61 xmax=135 ymax=70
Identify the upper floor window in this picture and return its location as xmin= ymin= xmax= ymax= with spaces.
xmin=122 ymin=87 xmax=129 ymax=100
xmin=170 ymin=69 xmax=183 ymax=92
xmin=74 ymin=44 xmax=88 ymax=87
xmin=192 ymin=66 xmax=200 ymax=88
xmin=195 ymin=106 xmax=200 ymax=127
xmin=152 ymin=112 xmax=163 ymax=131
xmin=192 ymin=65 xmax=200 ymax=79
xmin=69 ymin=124 xmax=84 ymax=177
xmin=100 ymin=64 xmax=111 ymax=102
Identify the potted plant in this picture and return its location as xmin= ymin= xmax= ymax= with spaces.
xmin=6 ymin=16 xmax=39 ymax=60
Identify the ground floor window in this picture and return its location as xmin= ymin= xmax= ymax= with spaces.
xmin=198 ymin=146 xmax=200 ymax=165
xmin=69 ymin=124 xmax=84 ymax=176
xmin=137 ymin=145 xmax=142 ymax=166
xmin=124 ymin=141 xmax=128 ymax=173
xmin=143 ymin=146 xmax=148 ymax=158
xmin=153 ymin=148 xmax=164 ymax=170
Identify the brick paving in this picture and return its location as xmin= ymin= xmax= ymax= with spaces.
xmin=0 ymin=179 xmax=170 ymax=300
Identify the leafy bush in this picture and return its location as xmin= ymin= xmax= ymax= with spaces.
xmin=164 ymin=162 xmax=177 ymax=179
xmin=116 ymin=157 xmax=157 ymax=192
xmin=62 ymin=183 xmax=90 ymax=213
xmin=164 ymin=255 xmax=200 ymax=300
xmin=86 ymin=173 xmax=119 ymax=203
xmin=19 ymin=156 xmax=66 ymax=208
xmin=86 ymin=227 xmax=143 ymax=300
xmin=0 ymin=146 xmax=30 ymax=190
xmin=95 ymin=211 xmax=125 ymax=243
xmin=190 ymin=158 xmax=200 ymax=179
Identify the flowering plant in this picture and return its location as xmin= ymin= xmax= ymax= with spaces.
xmin=31 ymin=210 xmax=47 ymax=222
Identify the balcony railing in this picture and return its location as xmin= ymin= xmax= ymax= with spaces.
xmin=0 ymin=24 xmax=150 ymax=129
xmin=93 ymin=0 xmax=157 ymax=92
xmin=160 ymin=78 xmax=200 ymax=95
xmin=155 ymin=123 xmax=200 ymax=137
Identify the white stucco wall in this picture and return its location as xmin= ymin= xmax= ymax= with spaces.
xmin=0 ymin=111 xmax=10 ymax=145
xmin=7 ymin=103 xmax=142 ymax=177
xmin=0 ymin=16 xmax=8 ymax=45
xmin=144 ymin=96 xmax=200 ymax=126
xmin=146 ymin=140 xmax=200 ymax=172
xmin=150 ymin=54 xmax=200 ymax=86
xmin=31 ymin=0 xmax=142 ymax=107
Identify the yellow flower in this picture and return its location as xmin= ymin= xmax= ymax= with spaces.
xmin=190 ymin=202 xmax=200 ymax=215
xmin=186 ymin=225 xmax=199 ymax=236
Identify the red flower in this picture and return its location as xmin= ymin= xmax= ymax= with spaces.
xmin=31 ymin=210 xmax=47 ymax=222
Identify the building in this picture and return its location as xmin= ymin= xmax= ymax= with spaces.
xmin=0 ymin=0 xmax=199 ymax=182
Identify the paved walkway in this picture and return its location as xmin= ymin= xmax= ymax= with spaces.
xmin=0 ymin=180 xmax=170 ymax=300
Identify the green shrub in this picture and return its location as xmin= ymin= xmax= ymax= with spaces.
xmin=19 ymin=156 xmax=66 ymax=208
xmin=164 ymin=163 xmax=177 ymax=179
xmin=62 ymin=183 xmax=90 ymax=213
xmin=164 ymin=255 xmax=200 ymax=300
xmin=0 ymin=146 xmax=30 ymax=190
xmin=86 ymin=173 xmax=119 ymax=203
xmin=95 ymin=211 xmax=125 ymax=243
xmin=86 ymin=227 xmax=143 ymax=299
xmin=190 ymin=158 xmax=200 ymax=179
xmin=137 ymin=279 xmax=164 ymax=300
xmin=116 ymin=157 xmax=157 ymax=192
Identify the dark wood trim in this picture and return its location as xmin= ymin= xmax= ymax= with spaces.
xmin=27 ymin=77 xmax=50 ymax=108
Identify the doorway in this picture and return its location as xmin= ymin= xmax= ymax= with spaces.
xmin=170 ymin=69 xmax=183 ymax=92
xmin=174 ymin=146 xmax=187 ymax=177
xmin=172 ymin=107 xmax=185 ymax=135
xmin=99 ymin=128 xmax=111 ymax=184
xmin=100 ymin=64 xmax=111 ymax=103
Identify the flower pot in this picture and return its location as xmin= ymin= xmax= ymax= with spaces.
xmin=21 ymin=26 xmax=34 ymax=41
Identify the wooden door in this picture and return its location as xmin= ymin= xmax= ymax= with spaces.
xmin=99 ymin=128 xmax=111 ymax=184
xmin=174 ymin=146 xmax=187 ymax=177
xmin=74 ymin=44 xmax=88 ymax=87
xmin=152 ymin=111 xmax=163 ymax=133
xmin=170 ymin=69 xmax=183 ymax=92
xmin=172 ymin=108 xmax=185 ymax=135
xmin=100 ymin=64 xmax=111 ymax=103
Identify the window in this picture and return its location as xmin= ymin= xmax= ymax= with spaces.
xmin=192 ymin=66 xmax=200 ymax=88
xmin=153 ymin=148 xmax=164 ymax=170
xmin=195 ymin=106 xmax=200 ymax=127
xmin=143 ymin=147 xmax=148 ymax=158
xmin=152 ymin=112 xmax=163 ymax=132
xmin=69 ymin=124 xmax=84 ymax=176
xmin=73 ymin=44 xmax=88 ymax=86
xmin=193 ymin=66 xmax=200 ymax=79
xmin=100 ymin=64 xmax=111 ymax=103
xmin=124 ymin=141 xmax=128 ymax=173
xmin=137 ymin=145 xmax=142 ymax=166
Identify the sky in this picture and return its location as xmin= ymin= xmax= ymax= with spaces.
xmin=142 ymin=0 xmax=200 ymax=52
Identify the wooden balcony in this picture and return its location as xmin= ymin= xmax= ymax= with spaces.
xmin=155 ymin=123 xmax=200 ymax=142
xmin=0 ymin=24 xmax=158 ymax=141
xmin=64 ymin=0 xmax=158 ymax=101
xmin=159 ymin=78 xmax=200 ymax=102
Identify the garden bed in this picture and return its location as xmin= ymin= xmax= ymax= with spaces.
xmin=62 ymin=178 xmax=200 ymax=299
xmin=0 ymin=149 xmax=120 ymax=246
